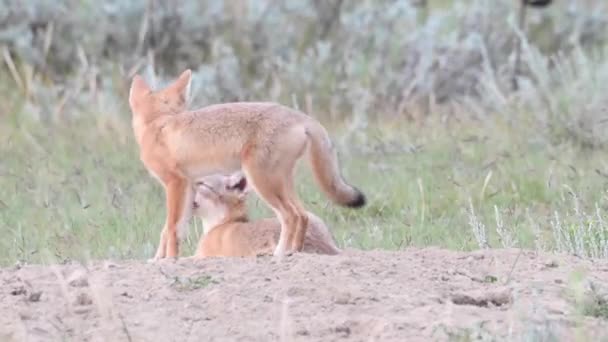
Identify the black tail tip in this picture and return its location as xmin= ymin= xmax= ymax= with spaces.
xmin=346 ymin=190 xmax=366 ymax=208
xmin=524 ymin=0 xmax=552 ymax=8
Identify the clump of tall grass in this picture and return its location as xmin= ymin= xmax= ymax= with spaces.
xmin=467 ymin=185 xmax=608 ymax=259
xmin=549 ymin=188 xmax=608 ymax=259
xmin=3 ymin=0 xmax=608 ymax=265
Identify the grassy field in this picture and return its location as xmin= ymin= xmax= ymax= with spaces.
xmin=0 ymin=0 xmax=607 ymax=267
xmin=2 ymin=92 xmax=607 ymax=266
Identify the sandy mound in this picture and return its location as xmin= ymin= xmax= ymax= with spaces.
xmin=1 ymin=248 xmax=607 ymax=341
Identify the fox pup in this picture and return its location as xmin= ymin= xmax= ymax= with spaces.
xmin=191 ymin=172 xmax=341 ymax=258
xmin=128 ymin=70 xmax=365 ymax=259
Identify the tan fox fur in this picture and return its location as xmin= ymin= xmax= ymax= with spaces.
xmin=190 ymin=172 xmax=341 ymax=258
xmin=128 ymin=69 xmax=365 ymax=259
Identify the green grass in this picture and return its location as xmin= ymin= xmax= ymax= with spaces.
xmin=170 ymin=274 xmax=219 ymax=292
xmin=2 ymin=100 xmax=608 ymax=266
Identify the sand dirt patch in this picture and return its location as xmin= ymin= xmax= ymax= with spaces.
xmin=1 ymin=248 xmax=607 ymax=341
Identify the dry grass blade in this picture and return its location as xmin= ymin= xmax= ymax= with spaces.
xmin=3 ymin=46 xmax=24 ymax=92
xmin=136 ymin=0 xmax=152 ymax=57
xmin=480 ymin=170 xmax=493 ymax=201
xmin=41 ymin=21 xmax=54 ymax=76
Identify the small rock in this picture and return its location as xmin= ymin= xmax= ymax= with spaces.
xmin=333 ymin=325 xmax=351 ymax=337
xmin=28 ymin=291 xmax=42 ymax=302
xmin=431 ymin=296 xmax=444 ymax=304
xmin=19 ymin=311 xmax=32 ymax=320
xmin=74 ymin=292 xmax=93 ymax=306
xmin=548 ymin=308 xmax=564 ymax=315
xmin=332 ymin=292 xmax=351 ymax=305
xmin=286 ymin=286 xmax=305 ymax=297
xmin=10 ymin=286 xmax=26 ymax=296
xmin=545 ymin=260 xmax=559 ymax=268
xmin=67 ymin=270 xmax=89 ymax=287
xmin=104 ymin=261 xmax=118 ymax=269
xmin=462 ymin=252 xmax=485 ymax=260
xmin=554 ymin=279 xmax=563 ymax=284
xmin=73 ymin=307 xmax=92 ymax=315
xmin=471 ymin=251 xmax=486 ymax=259
xmin=296 ymin=329 xmax=309 ymax=336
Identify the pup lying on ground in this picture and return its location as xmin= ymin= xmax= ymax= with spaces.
xmin=190 ymin=172 xmax=341 ymax=258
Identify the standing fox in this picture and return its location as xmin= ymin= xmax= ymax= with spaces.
xmin=128 ymin=69 xmax=365 ymax=259
xmin=191 ymin=172 xmax=341 ymax=258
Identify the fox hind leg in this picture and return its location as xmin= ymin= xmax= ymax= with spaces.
xmin=241 ymin=138 xmax=309 ymax=256
xmin=241 ymin=159 xmax=299 ymax=256
xmin=153 ymin=227 xmax=168 ymax=260
xmin=285 ymin=176 xmax=309 ymax=252
xmin=242 ymin=170 xmax=298 ymax=256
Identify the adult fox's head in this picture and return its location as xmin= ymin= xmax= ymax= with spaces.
xmin=128 ymin=69 xmax=192 ymax=122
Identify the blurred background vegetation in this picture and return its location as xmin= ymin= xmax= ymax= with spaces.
xmin=1 ymin=0 xmax=608 ymax=265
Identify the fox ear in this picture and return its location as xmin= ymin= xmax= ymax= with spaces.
xmin=172 ymin=69 xmax=192 ymax=103
xmin=129 ymin=75 xmax=150 ymax=106
xmin=226 ymin=172 xmax=248 ymax=194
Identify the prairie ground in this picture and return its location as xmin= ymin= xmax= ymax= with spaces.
xmin=1 ymin=248 xmax=607 ymax=341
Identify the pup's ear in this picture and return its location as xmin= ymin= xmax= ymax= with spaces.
xmin=171 ymin=69 xmax=192 ymax=103
xmin=129 ymin=75 xmax=151 ymax=107
xmin=226 ymin=172 xmax=248 ymax=194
